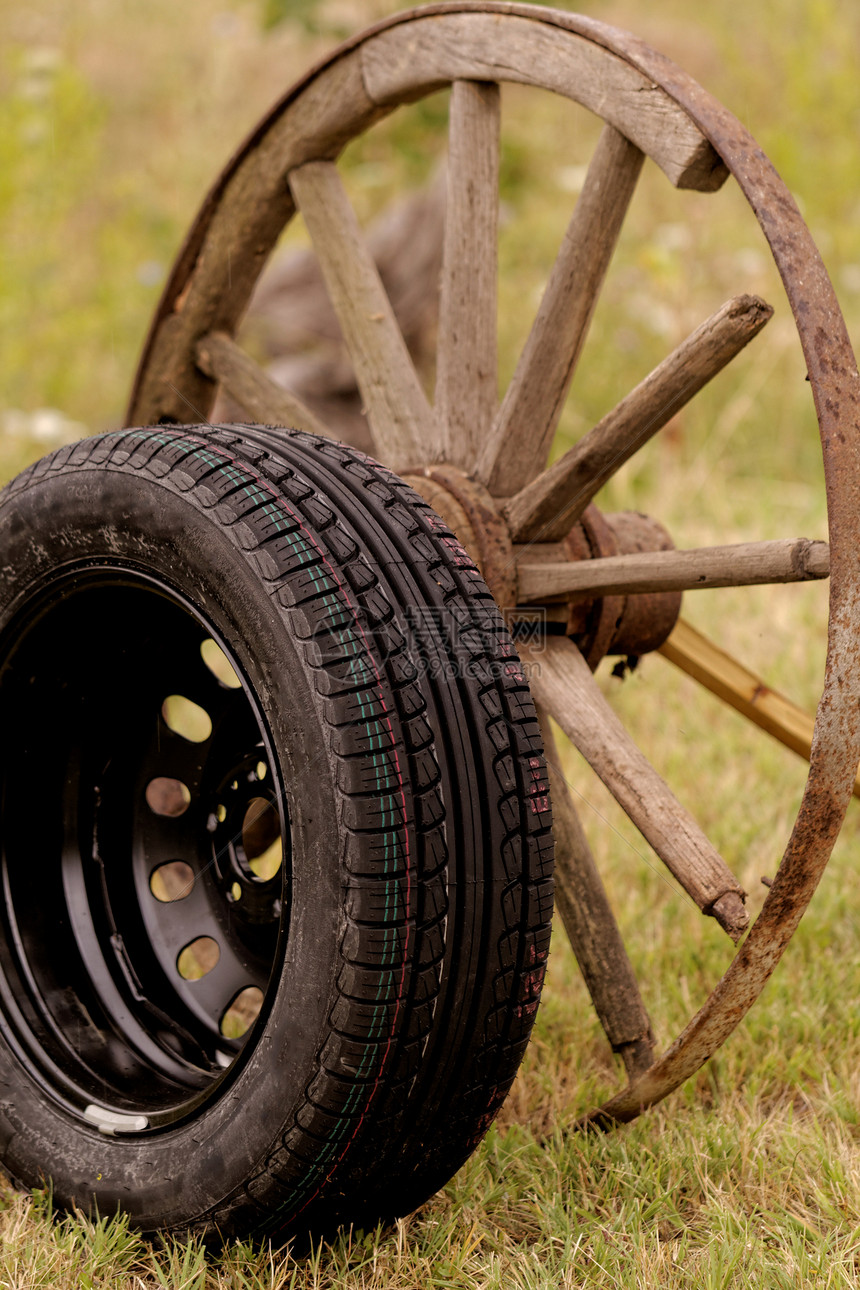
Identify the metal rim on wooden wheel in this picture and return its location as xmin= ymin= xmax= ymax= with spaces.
xmin=127 ymin=2 xmax=860 ymax=1124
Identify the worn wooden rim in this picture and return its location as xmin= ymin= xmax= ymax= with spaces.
xmin=127 ymin=3 xmax=860 ymax=1126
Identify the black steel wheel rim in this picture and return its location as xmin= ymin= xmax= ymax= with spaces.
xmin=0 ymin=563 xmax=291 ymax=1132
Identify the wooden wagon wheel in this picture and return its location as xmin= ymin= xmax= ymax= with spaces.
xmin=128 ymin=3 xmax=860 ymax=1126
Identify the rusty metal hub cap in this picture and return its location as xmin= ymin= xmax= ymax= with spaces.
xmin=405 ymin=466 xmax=681 ymax=667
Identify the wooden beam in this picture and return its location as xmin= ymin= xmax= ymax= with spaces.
xmin=195 ymin=331 xmax=334 ymax=439
xmin=435 ymin=79 xmax=500 ymax=470
xmin=477 ymin=126 xmax=644 ymax=496
xmin=522 ymin=636 xmax=749 ymax=941
xmin=516 ymin=538 xmax=830 ymax=601
xmin=289 ymin=159 xmax=438 ymax=470
xmin=506 ymin=295 xmax=773 ymax=543
xmin=658 ymin=618 xmax=860 ymax=799
xmin=361 ymin=12 xmax=727 ymax=191
xmin=538 ymin=707 xmax=656 ymax=1079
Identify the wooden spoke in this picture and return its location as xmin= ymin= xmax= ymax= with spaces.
xmin=517 ymin=537 xmax=830 ymax=601
xmin=195 ymin=332 xmax=334 ymax=439
xmin=659 ymin=618 xmax=860 ymax=799
xmin=506 ymin=295 xmax=774 ymax=543
xmin=477 ymin=125 xmax=644 ymax=496
xmin=538 ymin=707 xmax=655 ymax=1080
xmin=521 ymin=636 xmax=749 ymax=941
xmin=288 ymin=160 xmax=438 ymax=470
xmin=435 ymin=80 xmax=500 ymax=470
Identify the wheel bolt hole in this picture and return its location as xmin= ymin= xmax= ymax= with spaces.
xmin=150 ymin=861 xmax=195 ymax=902
xmin=146 ymin=777 xmax=191 ymax=818
xmin=242 ymin=798 xmax=283 ymax=881
xmin=256 ymin=761 xmax=267 ymax=781
xmin=161 ymin=694 xmax=212 ymax=743
xmin=221 ymin=987 xmax=263 ymax=1039
xmin=230 ymin=882 xmax=242 ymax=903
xmin=200 ymin=638 xmax=242 ymax=689
xmin=177 ymin=937 xmax=220 ymax=981
xmin=216 ymin=804 xmax=227 ymax=823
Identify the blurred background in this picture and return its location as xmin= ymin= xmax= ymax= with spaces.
xmin=1 ymin=0 xmax=858 ymax=468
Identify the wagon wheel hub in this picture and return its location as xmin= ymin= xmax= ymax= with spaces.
xmin=403 ymin=466 xmax=681 ymax=666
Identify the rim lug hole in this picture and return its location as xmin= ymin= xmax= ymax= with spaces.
xmin=177 ymin=937 xmax=220 ymax=981
xmin=230 ymin=882 xmax=242 ymax=903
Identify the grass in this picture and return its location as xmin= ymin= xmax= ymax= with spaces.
xmin=2 ymin=0 xmax=860 ymax=1284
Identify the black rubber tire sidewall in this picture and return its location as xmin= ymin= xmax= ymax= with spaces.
xmin=0 ymin=426 xmax=554 ymax=1240
xmin=0 ymin=437 xmax=350 ymax=1232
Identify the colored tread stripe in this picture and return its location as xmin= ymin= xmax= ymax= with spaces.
xmin=110 ymin=427 xmax=413 ymax=1217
